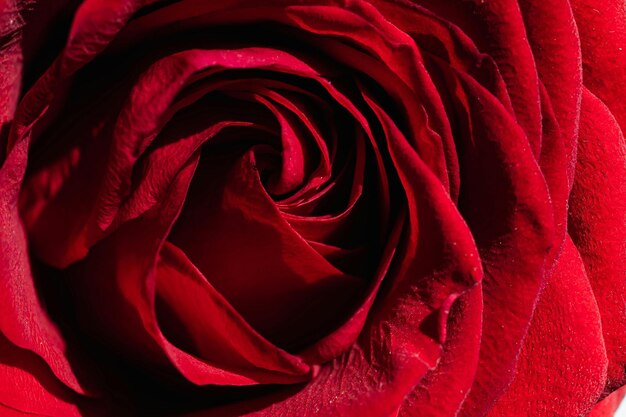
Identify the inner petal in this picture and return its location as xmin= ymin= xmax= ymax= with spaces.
xmin=168 ymin=147 xmax=367 ymax=351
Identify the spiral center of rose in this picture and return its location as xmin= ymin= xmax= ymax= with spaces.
xmin=158 ymin=67 xmax=389 ymax=350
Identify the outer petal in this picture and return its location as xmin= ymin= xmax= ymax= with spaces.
xmin=0 ymin=0 xmax=105 ymax=411
xmin=568 ymin=89 xmax=626 ymax=390
xmin=7 ymin=0 xmax=157 ymax=157
xmin=0 ymin=0 xmax=159 ymax=399
xmin=572 ymin=0 xmax=626 ymax=132
xmin=589 ymin=385 xmax=626 ymax=417
xmin=0 ymin=333 xmax=83 ymax=417
xmin=0 ymin=139 xmax=97 ymax=398
xmin=572 ymin=0 xmax=626 ymax=393
xmin=487 ymin=237 xmax=607 ymax=417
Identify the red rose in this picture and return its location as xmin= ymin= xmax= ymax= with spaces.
xmin=1 ymin=0 xmax=624 ymax=416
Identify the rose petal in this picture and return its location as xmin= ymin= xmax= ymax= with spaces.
xmin=487 ymin=237 xmax=607 ymax=417
xmin=169 ymin=150 xmax=366 ymax=351
xmin=536 ymin=84 xmax=570 ymax=271
xmin=396 ymin=285 xmax=483 ymax=417
xmin=156 ymin=240 xmax=312 ymax=380
xmin=434 ymin=67 xmax=553 ymax=417
xmin=68 ymin=156 xmax=281 ymax=386
xmin=0 ymin=333 xmax=82 ymax=417
xmin=0 ymin=137 xmax=97 ymax=396
xmin=8 ymin=0 xmax=151 ymax=151
xmin=413 ymin=0 xmax=542 ymax=155
xmin=571 ymin=0 xmax=626 ymax=391
xmin=568 ymin=89 xmax=626 ymax=390
xmin=589 ymin=385 xmax=626 ymax=417
xmin=70 ymin=148 xmax=314 ymax=386
xmin=0 ymin=0 xmax=22 ymax=136
xmin=519 ymin=0 xmax=582 ymax=185
xmin=572 ymin=0 xmax=626 ymax=131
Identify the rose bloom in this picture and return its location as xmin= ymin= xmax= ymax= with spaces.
xmin=0 ymin=0 xmax=625 ymax=416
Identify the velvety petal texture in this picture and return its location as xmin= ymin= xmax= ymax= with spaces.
xmin=0 ymin=0 xmax=624 ymax=416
